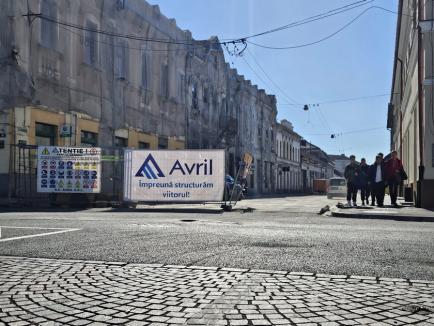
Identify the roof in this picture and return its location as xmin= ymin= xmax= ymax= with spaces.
xmin=328 ymin=154 xmax=350 ymax=161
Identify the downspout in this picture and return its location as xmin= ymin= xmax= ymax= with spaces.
xmin=397 ymin=57 xmax=403 ymax=159
xmin=417 ymin=0 xmax=425 ymax=207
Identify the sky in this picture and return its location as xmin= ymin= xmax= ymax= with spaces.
xmin=148 ymin=0 xmax=398 ymax=162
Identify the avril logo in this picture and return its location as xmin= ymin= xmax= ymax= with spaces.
xmin=135 ymin=154 xmax=165 ymax=179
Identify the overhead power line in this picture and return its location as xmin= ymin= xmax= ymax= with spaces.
xmin=245 ymin=49 xmax=299 ymax=105
xmin=280 ymin=93 xmax=398 ymax=107
xmin=24 ymin=1 xmax=408 ymax=53
xmin=247 ymin=6 xmax=410 ymax=50
xmin=239 ymin=0 xmax=374 ymax=40
xmin=305 ymin=126 xmax=385 ymax=136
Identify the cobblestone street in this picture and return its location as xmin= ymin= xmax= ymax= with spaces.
xmin=1 ymin=256 xmax=433 ymax=326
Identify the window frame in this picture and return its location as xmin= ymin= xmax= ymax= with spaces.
xmin=80 ymin=130 xmax=98 ymax=147
xmin=83 ymin=19 xmax=99 ymax=67
xmin=40 ymin=0 xmax=58 ymax=49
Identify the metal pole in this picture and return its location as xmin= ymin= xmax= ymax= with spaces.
xmin=229 ymin=162 xmax=243 ymax=207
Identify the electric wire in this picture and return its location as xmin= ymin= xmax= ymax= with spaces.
xmin=26 ymin=2 xmax=409 ymax=52
xmin=238 ymin=53 xmax=295 ymax=108
xmin=245 ymin=48 xmax=298 ymax=104
xmin=247 ymin=6 xmax=410 ymax=50
xmin=305 ymin=126 xmax=385 ymax=136
xmin=280 ymin=93 xmax=398 ymax=107
xmin=238 ymin=0 xmax=374 ymax=40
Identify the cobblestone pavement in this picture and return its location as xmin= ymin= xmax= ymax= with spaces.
xmin=0 ymin=256 xmax=433 ymax=326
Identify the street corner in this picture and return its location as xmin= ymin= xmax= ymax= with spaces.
xmin=1 ymin=256 xmax=434 ymax=325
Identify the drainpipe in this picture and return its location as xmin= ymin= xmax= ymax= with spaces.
xmin=417 ymin=0 xmax=425 ymax=207
xmin=397 ymin=57 xmax=403 ymax=159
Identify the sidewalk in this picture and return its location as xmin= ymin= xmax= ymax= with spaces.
xmin=331 ymin=196 xmax=434 ymax=222
xmin=0 ymin=256 xmax=433 ymax=325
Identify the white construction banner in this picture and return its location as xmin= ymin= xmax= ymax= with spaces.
xmin=37 ymin=146 xmax=101 ymax=193
xmin=124 ymin=150 xmax=225 ymax=202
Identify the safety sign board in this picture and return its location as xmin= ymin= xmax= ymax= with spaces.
xmin=37 ymin=146 xmax=101 ymax=193
xmin=124 ymin=150 xmax=225 ymax=202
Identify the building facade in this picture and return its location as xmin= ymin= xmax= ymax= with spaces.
xmin=300 ymin=140 xmax=334 ymax=193
xmin=275 ymin=120 xmax=302 ymax=193
xmin=184 ymin=39 xmax=277 ymax=194
xmin=0 ymin=0 xmax=277 ymax=199
xmin=388 ymin=0 xmax=434 ymax=208
xmin=329 ymin=154 xmax=351 ymax=177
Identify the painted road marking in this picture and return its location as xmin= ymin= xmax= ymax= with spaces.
xmin=0 ymin=226 xmax=80 ymax=242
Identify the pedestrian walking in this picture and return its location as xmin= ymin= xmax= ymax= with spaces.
xmin=385 ymin=150 xmax=406 ymax=207
xmin=369 ymin=155 xmax=386 ymax=207
xmin=357 ymin=158 xmax=370 ymax=206
xmin=344 ymin=155 xmax=359 ymax=207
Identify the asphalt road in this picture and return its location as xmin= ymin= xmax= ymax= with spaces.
xmin=0 ymin=195 xmax=433 ymax=281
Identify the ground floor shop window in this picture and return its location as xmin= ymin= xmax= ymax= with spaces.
xmin=139 ymin=141 xmax=150 ymax=149
xmin=35 ymin=122 xmax=56 ymax=146
xmin=115 ymin=136 xmax=127 ymax=148
xmin=158 ymin=136 xmax=168 ymax=149
xmin=81 ymin=130 xmax=98 ymax=147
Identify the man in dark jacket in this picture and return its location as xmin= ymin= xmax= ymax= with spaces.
xmin=369 ymin=155 xmax=386 ymax=207
xmin=344 ymin=155 xmax=359 ymax=206
xmin=357 ymin=158 xmax=370 ymax=206
xmin=385 ymin=150 xmax=404 ymax=207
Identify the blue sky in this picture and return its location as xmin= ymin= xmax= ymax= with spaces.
xmin=149 ymin=0 xmax=398 ymax=162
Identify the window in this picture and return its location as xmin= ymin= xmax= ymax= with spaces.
xmin=84 ymin=20 xmax=98 ymax=66
xmin=81 ymin=130 xmax=98 ymax=147
xmin=177 ymin=72 xmax=185 ymax=102
xmin=115 ymin=136 xmax=127 ymax=148
xmin=158 ymin=136 xmax=168 ymax=149
xmin=203 ymin=87 xmax=209 ymax=103
xmin=115 ymin=40 xmax=129 ymax=79
xmin=141 ymin=51 xmax=150 ymax=88
xmin=160 ymin=64 xmax=169 ymax=98
xmin=40 ymin=0 xmax=57 ymax=48
xmin=116 ymin=0 xmax=126 ymax=10
xmin=192 ymin=84 xmax=198 ymax=109
xmin=330 ymin=179 xmax=346 ymax=186
xmin=139 ymin=141 xmax=150 ymax=149
xmin=35 ymin=122 xmax=56 ymax=146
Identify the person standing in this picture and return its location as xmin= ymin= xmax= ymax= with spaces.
xmin=357 ymin=158 xmax=370 ymax=206
xmin=369 ymin=155 xmax=386 ymax=207
xmin=344 ymin=155 xmax=359 ymax=207
xmin=385 ymin=150 xmax=405 ymax=207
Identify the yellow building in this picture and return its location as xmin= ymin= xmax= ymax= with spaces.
xmin=0 ymin=106 xmax=184 ymax=199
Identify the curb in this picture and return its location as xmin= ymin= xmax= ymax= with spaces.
xmin=331 ymin=210 xmax=434 ymax=222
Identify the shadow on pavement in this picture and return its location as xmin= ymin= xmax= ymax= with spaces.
xmin=0 ymin=207 xmax=89 ymax=213
xmin=109 ymin=207 xmax=224 ymax=214
xmin=334 ymin=214 xmax=434 ymax=222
